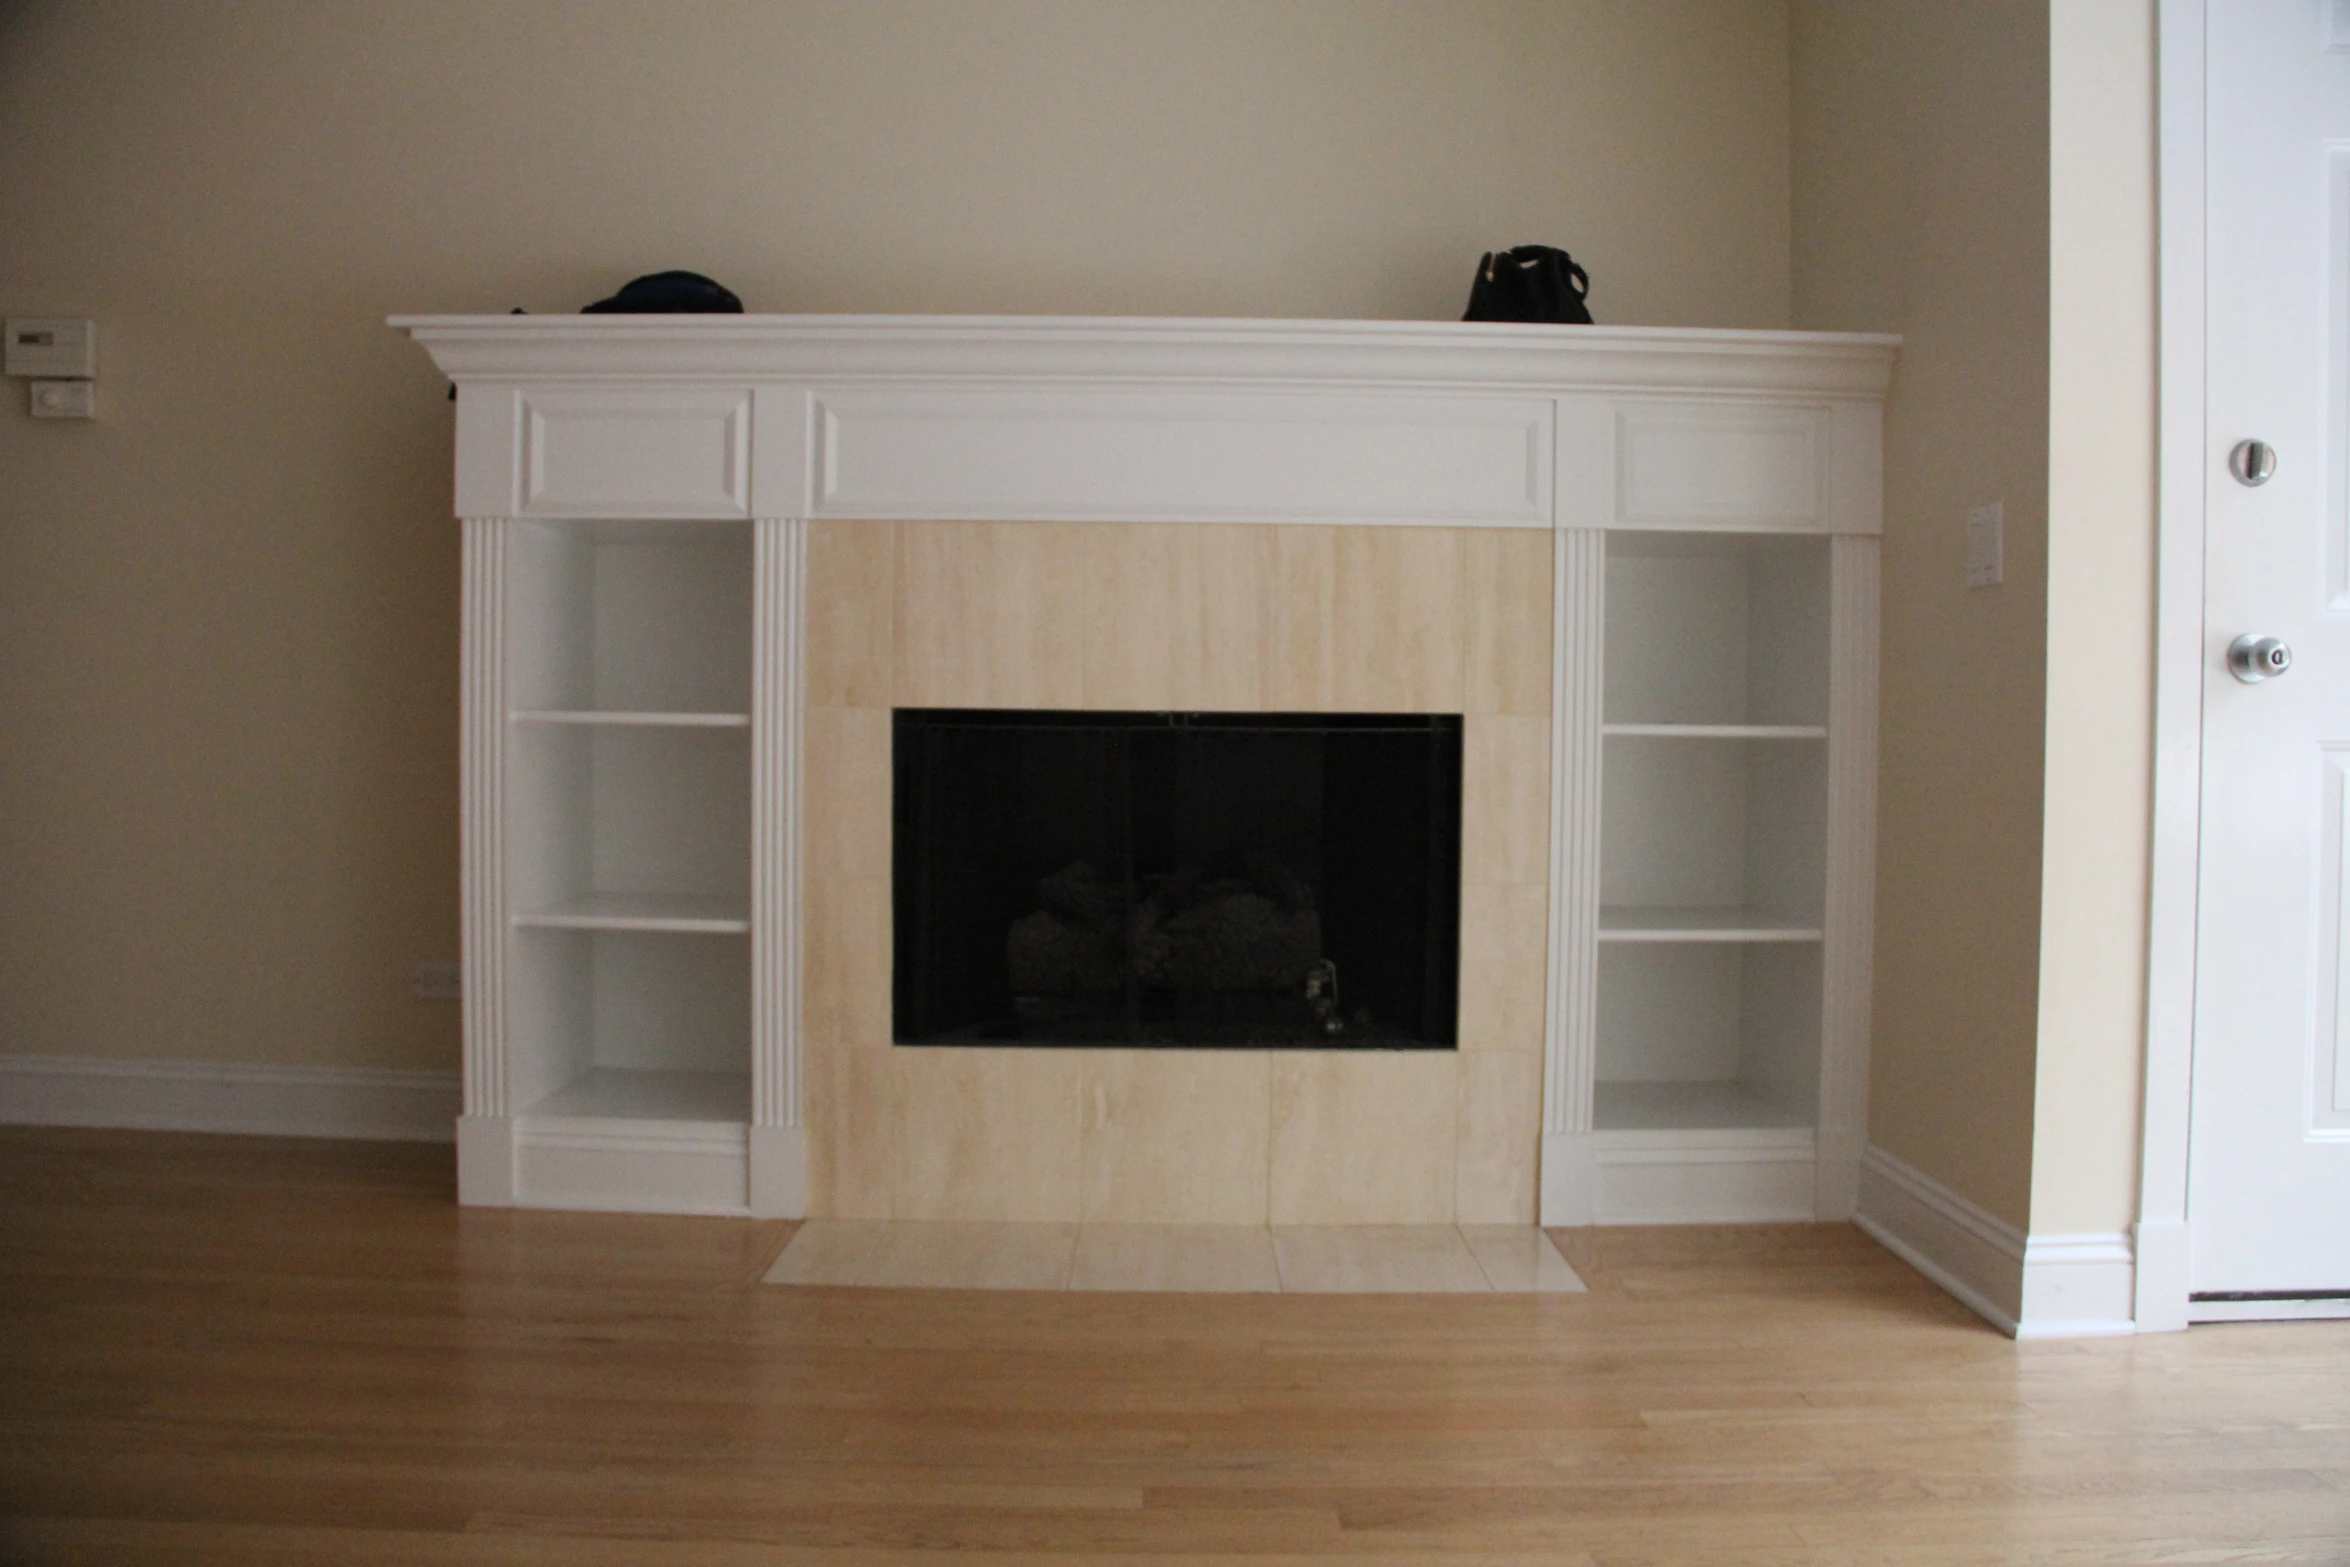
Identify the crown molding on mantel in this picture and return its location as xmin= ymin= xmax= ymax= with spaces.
xmin=391 ymin=314 xmax=1899 ymax=398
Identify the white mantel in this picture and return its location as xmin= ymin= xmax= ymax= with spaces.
xmin=398 ymin=314 xmax=1896 ymax=1226
xmin=395 ymin=314 xmax=1898 ymax=391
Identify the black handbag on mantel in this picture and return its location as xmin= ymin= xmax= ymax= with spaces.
xmin=581 ymin=270 xmax=744 ymax=313
xmin=1462 ymin=246 xmax=1592 ymax=324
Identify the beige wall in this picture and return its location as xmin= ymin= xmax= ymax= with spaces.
xmin=2033 ymin=0 xmax=2155 ymax=1239
xmin=1790 ymin=2 xmax=2053 ymax=1229
xmin=800 ymin=521 xmax=1553 ymax=1224
xmin=0 ymin=1 xmax=1793 ymax=1073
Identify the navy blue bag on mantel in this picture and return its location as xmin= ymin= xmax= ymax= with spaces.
xmin=1462 ymin=246 xmax=1593 ymax=324
xmin=581 ymin=271 xmax=743 ymax=313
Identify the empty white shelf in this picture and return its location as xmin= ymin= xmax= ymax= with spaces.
xmin=1598 ymin=906 xmax=1824 ymax=942
xmin=1592 ymin=1079 xmax=1811 ymax=1132
xmin=512 ymin=892 xmax=750 ymax=933
xmin=1601 ymin=723 xmax=1827 ymax=740
xmin=513 ymin=709 xmax=750 ymax=727
xmin=521 ymin=1067 xmax=750 ymax=1123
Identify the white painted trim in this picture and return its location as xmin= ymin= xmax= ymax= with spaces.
xmin=461 ymin=518 xmax=509 ymax=1119
xmin=1855 ymin=1144 xmax=2026 ymax=1334
xmin=1539 ymin=1132 xmax=1596 ymax=1226
xmin=750 ymin=516 xmax=807 ymax=1221
xmin=0 ymin=1056 xmax=459 ymax=1143
xmin=752 ymin=514 xmax=808 ymax=1221
xmin=2139 ymin=0 xmax=2207 ymax=1337
xmin=803 ymin=389 xmax=1556 ymax=528
xmin=2016 ymin=1231 xmax=2139 ymax=1339
xmin=1857 ymin=1144 xmax=2140 ymax=1339
xmin=1592 ymin=1128 xmax=1816 ymax=1224
xmin=1539 ymin=528 xmax=1604 ymax=1225
xmin=751 ymin=518 xmax=804 ymax=1142
xmin=394 ymin=316 xmax=1900 ymax=400
xmin=749 ymin=1124 xmax=805 ymax=1219
xmin=2134 ymin=1216 xmax=2191 ymax=1327
xmin=511 ymin=1115 xmax=751 ymax=1218
xmin=1544 ymin=533 xmax=1605 ymax=1140
xmin=457 ymin=1114 xmax=516 ymax=1204
xmin=1819 ymin=537 xmax=1879 ymax=1222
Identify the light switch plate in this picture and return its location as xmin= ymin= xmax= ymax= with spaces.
xmin=29 ymin=380 xmax=95 ymax=419
xmin=6 ymin=318 xmax=95 ymax=379
xmin=1966 ymin=502 xmax=2004 ymax=588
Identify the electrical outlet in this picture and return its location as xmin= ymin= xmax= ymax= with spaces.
xmin=1966 ymin=502 xmax=2004 ymax=588
xmin=412 ymin=961 xmax=461 ymax=1000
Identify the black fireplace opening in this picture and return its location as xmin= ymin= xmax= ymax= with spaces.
xmin=893 ymin=709 xmax=1462 ymax=1049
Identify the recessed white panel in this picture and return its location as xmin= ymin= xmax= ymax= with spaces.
xmin=589 ymin=532 xmax=753 ymax=712
xmin=1596 ymin=944 xmax=1743 ymax=1082
xmin=1616 ymin=404 xmax=1829 ymax=531
xmin=588 ymin=727 xmax=752 ymax=904
xmin=504 ymin=520 xmax=751 ymax=714
xmin=521 ymin=388 xmax=752 ymax=519
xmin=2318 ymin=748 xmax=2350 ymax=1122
xmin=590 ymin=932 xmax=751 ymax=1074
xmin=808 ymin=390 xmax=1552 ymax=526
xmin=1602 ymin=737 xmax=1748 ymax=908
xmin=1605 ymin=532 xmax=1830 ymax=725
xmin=1606 ymin=551 xmax=1750 ymax=724
xmin=2329 ymin=151 xmax=2350 ymax=611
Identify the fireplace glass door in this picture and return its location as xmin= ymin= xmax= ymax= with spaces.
xmin=892 ymin=710 xmax=1461 ymax=1048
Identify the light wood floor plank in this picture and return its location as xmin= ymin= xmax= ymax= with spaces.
xmin=3 ymin=1127 xmax=2347 ymax=1563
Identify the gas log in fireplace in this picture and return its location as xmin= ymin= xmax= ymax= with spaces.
xmin=893 ymin=710 xmax=1463 ymax=1048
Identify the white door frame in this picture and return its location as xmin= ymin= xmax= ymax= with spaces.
xmin=2137 ymin=0 xmax=2207 ymax=1334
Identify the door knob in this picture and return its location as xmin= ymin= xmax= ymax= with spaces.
xmin=2228 ymin=633 xmax=2292 ymax=682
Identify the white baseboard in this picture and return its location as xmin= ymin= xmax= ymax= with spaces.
xmin=515 ymin=1117 xmax=749 ymax=1216
xmin=2016 ymin=1230 xmax=2138 ymax=1338
xmin=749 ymin=1123 xmax=806 ymax=1219
xmin=1539 ymin=1132 xmax=1595 ymax=1226
xmin=0 ymin=1055 xmax=459 ymax=1143
xmin=1856 ymin=1144 xmax=2025 ymax=1333
xmin=2132 ymin=1216 xmax=2190 ymax=1332
xmin=1854 ymin=1144 xmax=2136 ymax=1338
xmin=1593 ymin=1127 xmax=1816 ymax=1223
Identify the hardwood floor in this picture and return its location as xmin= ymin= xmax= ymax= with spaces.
xmin=3 ymin=1128 xmax=2346 ymax=1564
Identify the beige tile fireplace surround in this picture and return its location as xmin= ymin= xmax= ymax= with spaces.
xmin=801 ymin=519 xmax=1554 ymax=1225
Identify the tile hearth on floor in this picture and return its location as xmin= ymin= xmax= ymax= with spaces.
xmin=763 ymin=1221 xmax=1587 ymax=1294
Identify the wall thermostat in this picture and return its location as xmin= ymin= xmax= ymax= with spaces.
xmin=6 ymin=318 xmax=97 ymax=380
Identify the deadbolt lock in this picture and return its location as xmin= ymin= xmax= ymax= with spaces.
xmin=2230 ymin=439 xmax=2279 ymax=487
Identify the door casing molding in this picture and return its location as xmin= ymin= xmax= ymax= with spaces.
xmin=2137 ymin=0 xmax=2208 ymax=1334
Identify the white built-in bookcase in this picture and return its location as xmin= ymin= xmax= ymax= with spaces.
xmin=502 ymin=519 xmax=755 ymax=1123
xmin=401 ymin=315 xmax=1893 ymax=1223
xmin=1599 ymin=531 xmax=1830 ymax=1132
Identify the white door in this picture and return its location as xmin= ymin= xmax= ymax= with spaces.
xmin=2189 ymin=0 xmax=2350 ymax=1314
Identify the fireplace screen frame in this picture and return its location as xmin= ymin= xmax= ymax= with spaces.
xmin=891 ymin=708 xmax=1463 ymax=1051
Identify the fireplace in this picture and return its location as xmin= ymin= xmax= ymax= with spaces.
xmin=893 ymin=710 xmax=1463 ymax=1049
